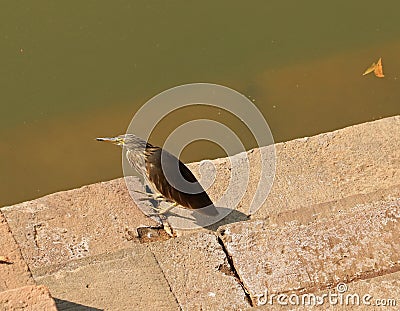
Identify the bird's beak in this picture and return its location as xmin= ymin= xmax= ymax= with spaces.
xmin=96 ymin=137 xmax=125 ymax=145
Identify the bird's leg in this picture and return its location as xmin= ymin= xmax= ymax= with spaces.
xmin=133 ymin=189 xmax=153 ymax=197
xmin=134 ymin=190 xmax=164 ymax=202
xmin=138 ymin=195 xmax=162 ymax=202
xmin=149 ymin=202 xmax=179 ymax=215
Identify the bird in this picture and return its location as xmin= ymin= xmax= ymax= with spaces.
xmin=97 ymin=134 xmax=218 ymax=217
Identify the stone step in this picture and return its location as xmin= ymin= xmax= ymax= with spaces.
xmin=31 ymin=191 xmax=400 ymax=310
xmin=218 ymin=195 xmax=400 ymax=308
xmin=1 ymin=115 xmax=399 ymax=310
xmin=34 ymin=245 xmax=180 ymax=311
xmin=2 ymin=116 xmax=399 ymax=270
xmin=34 ymin=233 xmax=250 ymax=311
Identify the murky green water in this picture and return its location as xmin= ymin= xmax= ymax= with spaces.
xmin=1 ymin=1 xmax=400 ymax=206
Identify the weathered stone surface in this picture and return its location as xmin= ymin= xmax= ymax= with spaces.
xmin=219 ymin=197 xmax=400 ymax=306
xmin=265 ymin=184 xmax=400 ymax=227
xmin=0 ymin=212 xmax=34 ymax=291
xmin=306 ymin=271 xmax=400 ymax=310
xmin=323 ymin=271 xmax=400 ymax=310
xmin=150 ymin=232 xmax=250 ymax=310
xmin=1 ymin=178 xmax=158 ymax=270
xmin=0 ymin=285 xmax=57 ymax=311
xmin=252 ymin=272 xmax=400 ymax=310
xmin=35 ymin=245 xmax=180 ymax=311
xmin=190 ymin=115 xmax=400 ymax=219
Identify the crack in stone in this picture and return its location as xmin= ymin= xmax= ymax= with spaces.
xmin=216 ymin=235 xmax=253 ymax=307
xmin=148 ymin=247 xmax=183 ymax=311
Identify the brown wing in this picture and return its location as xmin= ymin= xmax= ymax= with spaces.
xmin=145 ymin=146 xmax=218 ymax=216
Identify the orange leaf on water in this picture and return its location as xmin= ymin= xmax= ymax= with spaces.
xmin=362 ymin=62 xmax=376 ymax=76
xmin=374 ymin=57 xmax=384 ymax=78
xmin=363 ymin=57 xmax=384 ymax=78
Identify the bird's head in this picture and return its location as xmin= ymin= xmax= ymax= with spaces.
xmin=96 ymin=135 xmax=125 ymax=146
xmin=96 ymin=134 xmax=147 ymax=149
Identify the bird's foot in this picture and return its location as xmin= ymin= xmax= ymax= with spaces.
xmin=162 ymin=221 xmax=174 ymax=237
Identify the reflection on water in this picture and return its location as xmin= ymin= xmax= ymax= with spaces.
xmin=1 ymin=1 xmax=400 ymax=206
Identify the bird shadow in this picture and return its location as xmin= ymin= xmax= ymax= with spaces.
xmin=191 ymin=206 xmax=250 ymax=232
xmin=125 ymin=176 xmax=250 ymax=232
xmin=204 ymin=208 xmax=250 ymax=232
xmin=162 ymin=205 xmax=250 ymax=233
